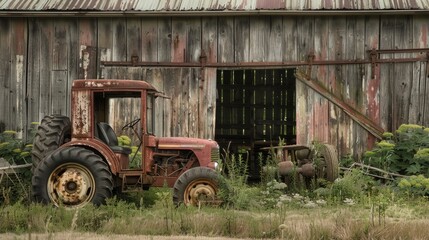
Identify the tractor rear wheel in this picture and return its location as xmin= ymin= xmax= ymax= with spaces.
xmin=31 ymin=115 xmax=71 ymax=171
xmin=32 ymin=147 xmax=113 ymax=208
xmin=173 ymin=167 xmax=218 ymax=206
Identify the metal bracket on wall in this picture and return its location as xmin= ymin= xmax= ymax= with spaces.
xmin=367 ymin=48 xmax=429 ymax=79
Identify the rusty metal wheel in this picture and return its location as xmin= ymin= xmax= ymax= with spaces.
xmin=173 ymin=167 xmax=218 ymax=206
xmin=32 ymin=147 xmax=113 ymax=208
xmin=316 ymin=144 xmax=339 ymax=182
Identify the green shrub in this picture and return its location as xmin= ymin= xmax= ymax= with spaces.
xmin=363 ymin=124 xmax=429 ymax=177
xmin=397 ymin=175 xmax=429 ymax=197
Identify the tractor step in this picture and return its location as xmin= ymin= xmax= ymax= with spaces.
xmin=119 ymin=171 xmax=153 ymax=192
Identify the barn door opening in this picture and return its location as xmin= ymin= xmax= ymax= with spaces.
xmin=215 ymin=69 xmax=296 ymax=179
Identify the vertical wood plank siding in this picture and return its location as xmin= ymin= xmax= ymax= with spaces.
xmin=1 ymin=15 xmax=429 ymax=158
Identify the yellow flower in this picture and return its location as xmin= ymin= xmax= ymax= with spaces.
xmin=382 ymin=132 xmax=394 ymax=139
xmin=364 ymin=151 xmax=376 ymax=157
xmin=3 ymin=130 xmax=17 ymax=135
xmin=397 ymin=124 xmax=423 ymax=133
xmin=13 ymin=148 xmax=22 ymax=153
xmin=414 ymin=148 xmax=429 ymax=160
xmin=376 ymin=140 xmax=395 ymax=149
xmin=20 ymin=152 xmax=30 ymax=157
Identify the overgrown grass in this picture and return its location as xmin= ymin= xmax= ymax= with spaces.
xmin=1 ymin=195 xmax=429 ymax=239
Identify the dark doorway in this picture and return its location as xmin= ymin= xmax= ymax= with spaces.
xmin=215 ymin=69 xmax=296 ymax=179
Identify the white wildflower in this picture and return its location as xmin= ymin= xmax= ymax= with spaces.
xmin=279 ymin=194 xmax=292 ymax=202
xmin=292 ymin=193 xmax=303 ymax=200
xmin=315 ymin=199 xmax=327 ymax=205
xmin=274 ymin=182 xmax=287 ymax=190
xmin=303 ymin=200 xmax=317 ymax=208
xmin=343 ymin=198 xmax=355 ymax=206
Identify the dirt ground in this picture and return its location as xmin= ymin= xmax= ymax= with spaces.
xmin=1 ymin=232 xmax=250 ymax=240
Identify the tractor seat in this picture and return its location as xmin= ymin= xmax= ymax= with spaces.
xmin=96 ymin=122 xmax=132 ymax=155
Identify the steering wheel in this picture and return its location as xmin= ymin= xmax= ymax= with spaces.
xmin=122 ymin=118 xmax=141 ymax=131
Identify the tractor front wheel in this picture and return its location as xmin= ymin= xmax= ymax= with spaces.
xmin=173 ymin=167 xmax=218 ymax=206
xmin=32 ymin=147 xmax=113 ymax=208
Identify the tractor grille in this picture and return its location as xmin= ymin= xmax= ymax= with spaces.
xmin=211 ymin=148 xmax=220 ymax=162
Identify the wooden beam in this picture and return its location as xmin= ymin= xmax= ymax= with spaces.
xmin=295 ymin=70 xmax=384 ymax=140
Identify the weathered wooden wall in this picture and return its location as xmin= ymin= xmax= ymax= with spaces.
xmin=0 ymin=15 xmax=428 ymax=158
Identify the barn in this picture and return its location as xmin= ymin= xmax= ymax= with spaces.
xmin=1 ymin=0 xmax=429 ymax=176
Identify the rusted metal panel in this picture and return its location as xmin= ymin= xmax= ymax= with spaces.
xmin=71 ymin=89 xmax=91 ymax=137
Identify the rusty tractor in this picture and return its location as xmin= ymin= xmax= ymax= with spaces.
xmin=31 ymin=79 xmax=220 ymax=208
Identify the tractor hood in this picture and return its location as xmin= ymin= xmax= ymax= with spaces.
xmin=156 ymin=137 xmax=220 ymax=167
xmin=156 ymin=137 xmax=218 ymax=150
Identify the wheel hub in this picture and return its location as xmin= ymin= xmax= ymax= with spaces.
xmin=49 ymin=165 xmax=94 ymax=206
xmin=186 ymin=182 xmax=216 ymax=205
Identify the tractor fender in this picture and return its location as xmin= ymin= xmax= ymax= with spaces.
xmin=61 ymin=139 xmax=120 ymax=174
